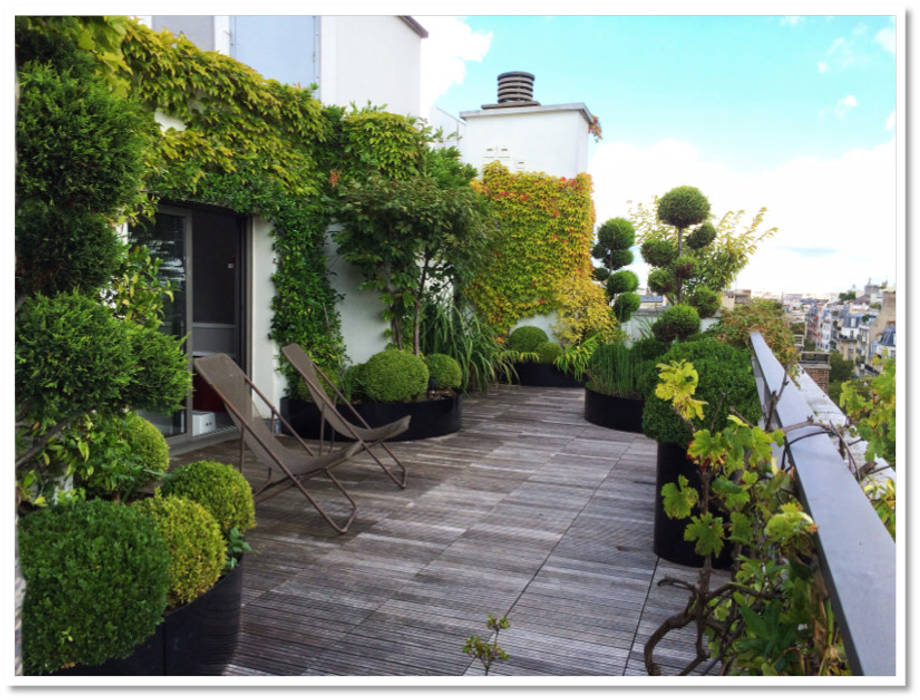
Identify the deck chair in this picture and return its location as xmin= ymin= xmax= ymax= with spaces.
xmin=281 ymin=343 xmax=409 ymax=489
xmin=193 ymin=353 xmax=361 ymax=534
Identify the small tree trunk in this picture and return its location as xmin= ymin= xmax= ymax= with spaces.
xmin=676 ymin=227 xmax=684 ymax=304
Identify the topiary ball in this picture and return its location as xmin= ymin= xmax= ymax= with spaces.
xmin=133 ymin=495 xmax=225 ymax=608
xmin=657 ymin=185 xmax=711 ymax=231
xmin=613 ymin=292 xmax=641 ymax=322
xmin=647 ymin=268 xmax=677 ymax=297
xmin=507 ymin=325 xmax=549 ymax=353
xmin=162 ymin=460 xmax=256 ymax=538
xmin=672 ymin=255 xmax=699 ymax=280
xmin=18 ymin=499 xmax=170 ymax=675
xmin=360 ymin=349 xmax=430 ymax=402
xmin=607 ymin=248 xmax=634 ymax=269
xmin=592 ymin=266 xmax=611 ymax=282
xmin=535 ymin=341 xmax=563 ymax=364
xmin=606 ymin=269 xmax=639 ymax=296
xmin=686 ymin=222 xmax=717 ymax=250
xmin=596 ymin=217 xmax=636 ymax=250
xmin=652 ymin=304 xmax=701 ymax=343
xmin=124 ymin=412 xmax=169 ymax=479
xmin=641 ymin=238 xmax=677 ymax=267
xmin=424 ymin=353 xmax=463 ymax=390
xmin=123 ymin=324 xmax=191 ymax=415
xmin=688 ymin=286 xmax=721 ymax=318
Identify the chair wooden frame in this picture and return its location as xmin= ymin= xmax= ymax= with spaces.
xmin=193 ymin=353 xmax=360 ymax=534
xmin=281 ymin=343 xmax=409 ymax=489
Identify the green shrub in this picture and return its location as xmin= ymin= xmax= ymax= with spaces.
xmin=652 ymin=304 xmax=701 ymax=343
xmin=162 ymin=460 xmax=256 ymax=538
xmin=596 ymin=217 xmax=636 ymax=250
xmin=72 ymin=412 xmax=169 ymax=499
xmin=647 ymin=268 xmax=677 ymax=297
xmin=641 ymin=239 xmax=677 ymax=267
xmin=507 ymin=325 xmax=549 ymax=353
xmin=586 ymin=342 xmax=641 ymax=398
xmin=123 ymin=324 xmax=192 ymax=414
xmin=343 ymin=363 xmax=366 ymax=401
xmin=613 ymin=292 xmax=642 ymax=323
xmin=641 ymin=338 xmax=760 ymax=448
xmin=360 ymin=349 xmax=430 ymax=402
xmin=133 ymin=495 xmax=225 ymax=607
xmin=657 ymin=185 xmax=711 ymax=231
xmin=607 ymin=248 xmax=634 ymax=269
xmin=686 ymin=221 xmax=717 ymax=250
xmin=687 ymin=286 xmax=720 ymax=318
xmin=424 ymin=353 xmax=462 ymax=390
xmin=18 ymin=499 xmax=169 ymax=674
xmin=534 ymin=341 xmax=563 ymax=364
xmin=631 ymin=337 xmax=670 ymax=362
xmin=606 ymin=270 xmax=639 ymax=296
xmin=15 ymin=292 xmax=133 ymax=425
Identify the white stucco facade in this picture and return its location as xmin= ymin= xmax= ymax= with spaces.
xmin=458 ymin=104 xmax=592 ymax=179
xmin=319 ymin=16 xmax=422 ymax=116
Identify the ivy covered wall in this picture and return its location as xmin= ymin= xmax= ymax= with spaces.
xmin=467 ymin=162 xmax=613 ymax=341
xmin=119 ymin=21 xmax=431 ymax=389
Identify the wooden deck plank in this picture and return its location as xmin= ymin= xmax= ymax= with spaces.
xmin=173 ymin=383 xmax=713 ymax=676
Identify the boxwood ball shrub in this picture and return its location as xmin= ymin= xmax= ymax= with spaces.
xmin=18 ymin=499 xmax=170 ymax=675
xmin=361 ymin=349 xmax=430 ymax=402
xmin=535 ymin=341 xmax=563 ymax=364
xmin=652 ymin=304 xmax=701 ymax=344
xmin=133 ymin=495 xmax=225 ymax=607
xmin=641 ymin=338 xmax=760 ymax=449
xmin=507 ymin=325 xmax=549 ymax=353
xmin=162 ymin=460 xmax=256 ymax=538
xmin=424 ymin=353 xmax=462 ymax=390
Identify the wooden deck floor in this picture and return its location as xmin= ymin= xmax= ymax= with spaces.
xmin=173 ymin=384 xmax=715 ymax=677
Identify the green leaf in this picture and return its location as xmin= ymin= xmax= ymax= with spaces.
xmin=684 ymin=512 xmax=725 ymax=557
xmin=661 ymin=474 xmax=698 ymax=520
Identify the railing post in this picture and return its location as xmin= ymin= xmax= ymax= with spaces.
xmin=748 ymin=332 xmax=896 ymax=676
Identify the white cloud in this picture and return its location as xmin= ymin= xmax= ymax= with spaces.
xmin=817 ymin=61 xmax=828 ymax=73
xmin=886 ymin=111 xmax=895 ymax=130
xmin=417 ymin=17 xmax=492 ymax=118
xmin=588 ymin=139 xmax=896 ymax=295
xmin=781 ymin=16 xmax=803 ymax=26
xmin=820 ymin=94 xmax=858 ymax=119
xmin=875 ymin=27 xmax=896 ymax=54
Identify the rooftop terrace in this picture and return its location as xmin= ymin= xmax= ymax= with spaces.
xmin=174 ymin=384 xmax=717 ymax=677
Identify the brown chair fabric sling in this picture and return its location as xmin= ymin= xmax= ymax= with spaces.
xmin=193 ymin=353 xmax=361 ymax=533
xmin=281 ymin=343 xmax=409 ymax=489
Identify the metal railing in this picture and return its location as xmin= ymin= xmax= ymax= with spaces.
xmin=748 ymin=332 xmax=896 ymax=676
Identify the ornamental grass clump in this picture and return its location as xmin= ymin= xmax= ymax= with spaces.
xmin=424 ymin=353 xmax=463 ymax=391
xmin=18 ymin=499 xmax=170 ymax=675
xmin=357 ymin=349 xmax=429 ymax=403
xmin=133 ymin=495 xmax=225 ymax=608
xmin=586 ymin=341 xmax=640 ymax=398
xmin=162 ymin=460 xmax=256 ymax=538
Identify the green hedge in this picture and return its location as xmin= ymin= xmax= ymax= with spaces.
xmin=359 ymin=349 xmax=429 ymax=403
xmin=507 ymin=325 xmax=549 ymax=353
xmin=162 ymin=460 xmax=256 ymax=538
xmin=424 ymin=353 xmax=463 ymax=390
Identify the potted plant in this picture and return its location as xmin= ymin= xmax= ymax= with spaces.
xmin=583 ymin=337 xmax=668 ymax=433
xmin=507 ymin=325 xmax=583 ymax=388
xmin=284 ymin=349 xmax=464 ymax=441
xmin=641 ymin=338 xmax=760 ymax=568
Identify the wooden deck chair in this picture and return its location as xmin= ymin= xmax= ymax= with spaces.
xmin=281 ymin=343 xmax=409 ymax=489
xmin=193 ymin=353 xmax=361 ymax=534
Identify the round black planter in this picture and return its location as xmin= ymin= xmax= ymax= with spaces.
xmin=653 ymin=442 xmax=733 ymax=570
xmin=583 ymin=388 xmax=645 ymax=433
xmin=515 ymin=362 xmax=583 ymax=388
xmin=53 ymin=557 xmax=244 ymax=676
xmin=281 ymin=394 xmax=462 ymax=442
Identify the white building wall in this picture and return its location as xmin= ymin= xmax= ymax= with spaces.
xmin=319 ymin=16 xmax=421 ymax=116
xmin=458 ymin=107 xmax=589 ymax=178
xmin=249 ymin=217 xmax=286 ymax=408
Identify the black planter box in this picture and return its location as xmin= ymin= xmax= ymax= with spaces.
xmin=281 ymin=394 xmax=462 ymax=442
xmin=53 ymin=557 xmax=244 ymax=676
xmin=514 ymin=362 xmax=583 ymax=388
xmin=653 ymin=442 xmax=733 ymax=570
xmin=583 ymin=388 xmax=644 ymax=433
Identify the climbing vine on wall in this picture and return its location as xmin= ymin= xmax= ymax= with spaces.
xmin=119 ymin=21 xmax=430 ymax=379
xmin=467 ymin=162 xmax=609 ymax=337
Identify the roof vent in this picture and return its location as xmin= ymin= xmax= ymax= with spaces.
xmin=481 ymin=71 xmax=540 ymax=109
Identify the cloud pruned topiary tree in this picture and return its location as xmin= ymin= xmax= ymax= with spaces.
xmin=592 ymin=217 xmax=640 ymax=322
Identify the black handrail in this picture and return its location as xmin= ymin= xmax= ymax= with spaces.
xmin=748 ymin=332 xmax=896 ymax=676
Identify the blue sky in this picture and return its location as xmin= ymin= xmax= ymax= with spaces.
xmin=420 ymin=13 xmax=899 ymax=296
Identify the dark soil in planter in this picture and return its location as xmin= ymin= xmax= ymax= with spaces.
xmin=653 ymin=442 xmax=733 ymax=570
xmin=583 ymin=387 xmax=644 ymax=433
xmin=281 ymin=394 xmax=462 ymax=442
xmin=514 ymin=362 xmax=583 ymax=388
xmin=53 ymin=557 xmax=244 ymax=676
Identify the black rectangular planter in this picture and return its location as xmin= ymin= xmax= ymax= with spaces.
xmin=514 ymin=362 xmax=584 ymax=388
xmin=281 ymin=394 xmax=461 ymax=442
xmin=583 ymin=387 xmax=644 ymax=433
